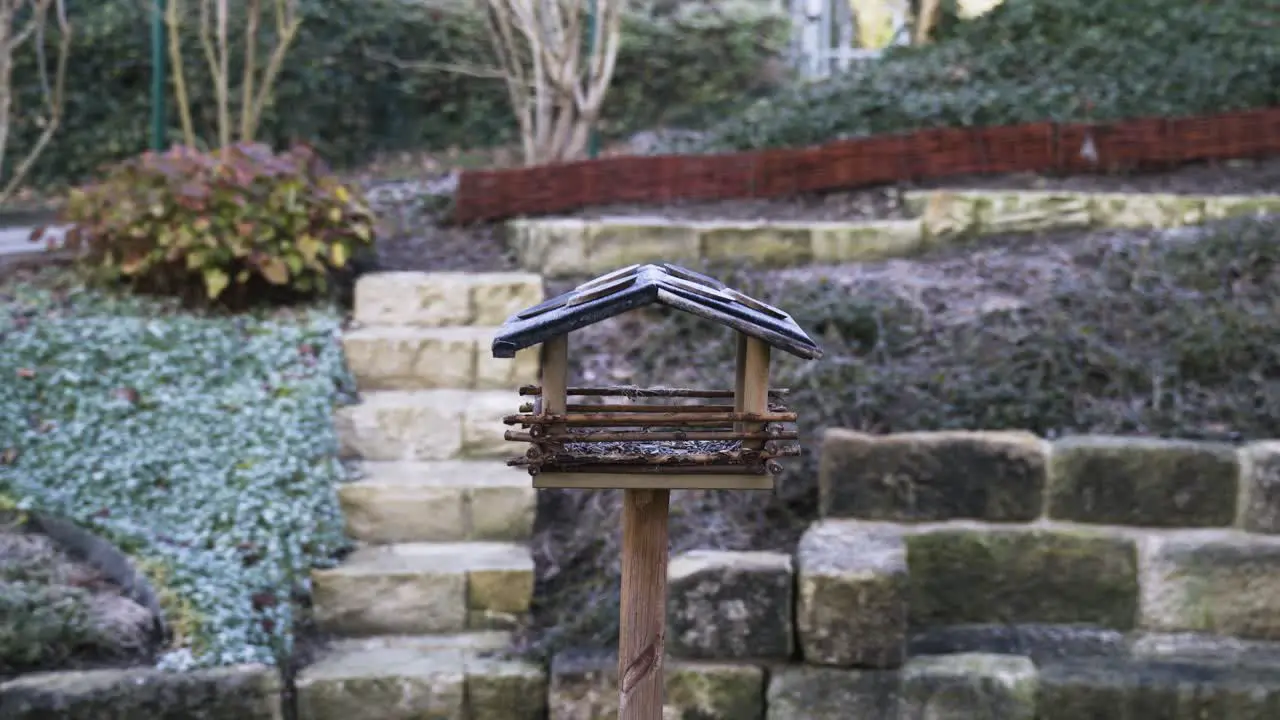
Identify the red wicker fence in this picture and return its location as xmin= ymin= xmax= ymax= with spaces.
xmin=453 ymin=107 xmax=1280 ymax=224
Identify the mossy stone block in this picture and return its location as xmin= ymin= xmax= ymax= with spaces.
xmin=1047 ymin=436 xmax=1239 ymax=527
xmin=0 ymin=666 xmax=282 ymax=720
xmin=667 ymin=550 xmax=793 ymax=660
xmin=1241 ymin=442 xmax=1280 ymax=534
xmin=466 ymin=657 xmax=547 ymax=720
xmin=766 ymin=666 xmax=900 ymax=720
xmin=908 ymin=624 xmax=1128 ymax=665
xmin=820 ymin=429 xmax=1047 ymax=523
xmin=1037 ymin=658 xmax=1280 ymax=720
xmin=665 ymin=662 xmax=764 ymax=720
xmin=547 ymin=651 xmax=766 ymax=720
xmin=1139 ymin=531 xmax=1280 ymax=640
xmin=795 ymin=521 xmax=908 ymax=668
xmin=548 ymin=649 xmax=617 ymax=720
xmin=899 ymin=653 xmax=1038 ymax=720
xmin=907 ymin=525 xmax=1139 ymax=629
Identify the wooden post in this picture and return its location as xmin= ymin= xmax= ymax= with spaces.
xmin=540 ymin=335 xmax=569 ymax=433
xmin=736 ymin=335 xmax=772 ymax=451
xmin=733 ymin=334 xmax=749 ymax=434
xmin=617 ymin=487 xmax=670 ymax=720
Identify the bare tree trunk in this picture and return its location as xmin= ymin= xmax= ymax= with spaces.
xmin=367 ymin=0 xmax=621 ymax=165
xmin=215 ymin=0 xmax=230 ymax=150
xmin=914 ymin=0 xmax=942 ymax=44
xmin=0 ymin=1 xmax=19 ymax=180
xmin=0 ymin=0 xmax=71 ymax=203
xmin=244 ymin=0 xmax=301 ymax=141
xmin=166 ymin=0 xmax=197 ymax=147
xmin=175 ymin=0 xmax=300 ymax=149
xmin=240 ymin=0 xmax=259 ymax=142
xmin=479 ymin=0 xmax=625 ymax=165
xmin=197 ymin=0 xmax=228 ymax=150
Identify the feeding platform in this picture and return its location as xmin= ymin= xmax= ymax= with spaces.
xmin=492 ymin=263 xmax=822 ymax=491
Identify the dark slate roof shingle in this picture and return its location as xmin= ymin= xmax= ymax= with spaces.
xmin=491 ymin=263 xmax=823 ymax=360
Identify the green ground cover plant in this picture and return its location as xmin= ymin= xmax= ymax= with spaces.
xmin=0 ymin=271 xmax=352 ymax=669
xmin=694 ymin=0 xmax=1279 ymax=152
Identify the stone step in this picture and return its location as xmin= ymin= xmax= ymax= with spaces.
xmin=296 ymin=632 xmax=546 ymax=720
xmin=353 ymin=271 xmax=543 ymax=328
xmin=334 ymin=389 xmax=516 ymax=461
xmin=342 ymin=326 xmax=540 ymax=392
xmin=506 ymin=215 xmax=925 ymax=278
xmin=311 ymin=541 xmax=534 ymax=637
xmin=340 ymin=460 xmax=534 ymax=544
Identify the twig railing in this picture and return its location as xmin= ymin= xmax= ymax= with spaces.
xmin=503 ymin=385 xmax=803 ymax=477
xmin=518 ymin=384 xmax=790 ymax=399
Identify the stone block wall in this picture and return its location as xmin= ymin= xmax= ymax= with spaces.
xmin=547 ymin=430 xmax=1280 ymax=719
xmin=507 ymin=190 xmax=1280 ymax=277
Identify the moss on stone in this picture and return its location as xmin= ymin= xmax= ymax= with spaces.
xmin=1139 ymin=532 xmax=1280 ymax=641
xmin=466 ymin=658 xmax=548 ymax=720
xmin=1047 ymin=436 xmax=1239 ymax=527
xmin=1240 ymin=442 xmax=1280 ymax=534
xmin=0 ymin=665 xmax=282 ymax=720
xmin=906 ymin=525 xmax=1139 ymax=629
xmin=767 ymin=665 xmax=901 ymax=720
xmin=1037 ymin=658 xmax=1280 ymax=720
xmin=665 ymin=662 xmax=764 ymax=720
xmin=820 ymin=429 xmax=1047 ymax=523
xmin=900 ymin=653 xmax=1038 ymax=720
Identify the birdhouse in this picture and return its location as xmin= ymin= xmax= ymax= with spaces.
xmin=493 ymin=262 xmax=822 ymax=491
xmin=491 ymin=262 xmax=822 ymax=720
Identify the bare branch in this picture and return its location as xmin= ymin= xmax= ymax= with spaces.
xmin=365 ymin=47 xmax=510 ymax=80
xmin=915 ymin=0 xmax=942 ymax=45
xmin=244 ymin=0 xmax=300 ymax=141
xmin=423 ymin=0 xmax=624 ymax=165
xmin=166 ymin=0 xmax=197 ymax=146
xmin=0 ymin=0 xmax=72 ymax=203
xmin=6 ymin=4 xmax=45 ymax=57
xmin=215 ymin=0 xmax=230 ymax=150
xmin=240 ymin=0 xmax=260 ymax=141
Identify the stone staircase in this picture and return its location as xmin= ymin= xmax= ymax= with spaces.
xmin=297 ymin=271 xmax=548 ymax=720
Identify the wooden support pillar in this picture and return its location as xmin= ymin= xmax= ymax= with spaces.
xmin=735 ymin=334 xmax=772 ymax=450
xmin=540 ymin=335 xmax=569 ymax=433
xmin=733 ymin=334 xmax=748 ymax=434
xmin=617 ymin=487 xmax=670 ymax=720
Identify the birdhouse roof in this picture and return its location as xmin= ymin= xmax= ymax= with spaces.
xmin=491 ymin=263 xmax=823 ymax=360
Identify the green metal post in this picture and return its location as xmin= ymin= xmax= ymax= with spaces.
xmin=151 ymin=0 xmax=168 ymax=151
xmin=585 ymin=0 xmax=600 ymax=158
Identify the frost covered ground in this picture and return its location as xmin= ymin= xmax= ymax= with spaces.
xmin=0 ymin=270 xmax=353 ymax=671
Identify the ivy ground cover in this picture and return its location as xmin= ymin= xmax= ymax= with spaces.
xmin=0 ymin=271 xmax=352 ymax=669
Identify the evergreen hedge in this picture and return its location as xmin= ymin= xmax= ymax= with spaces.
xmin=11 ymin=0 xmax=787 ymax=187
xmin=696 ymin=0 xmax=1280 ymax=152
